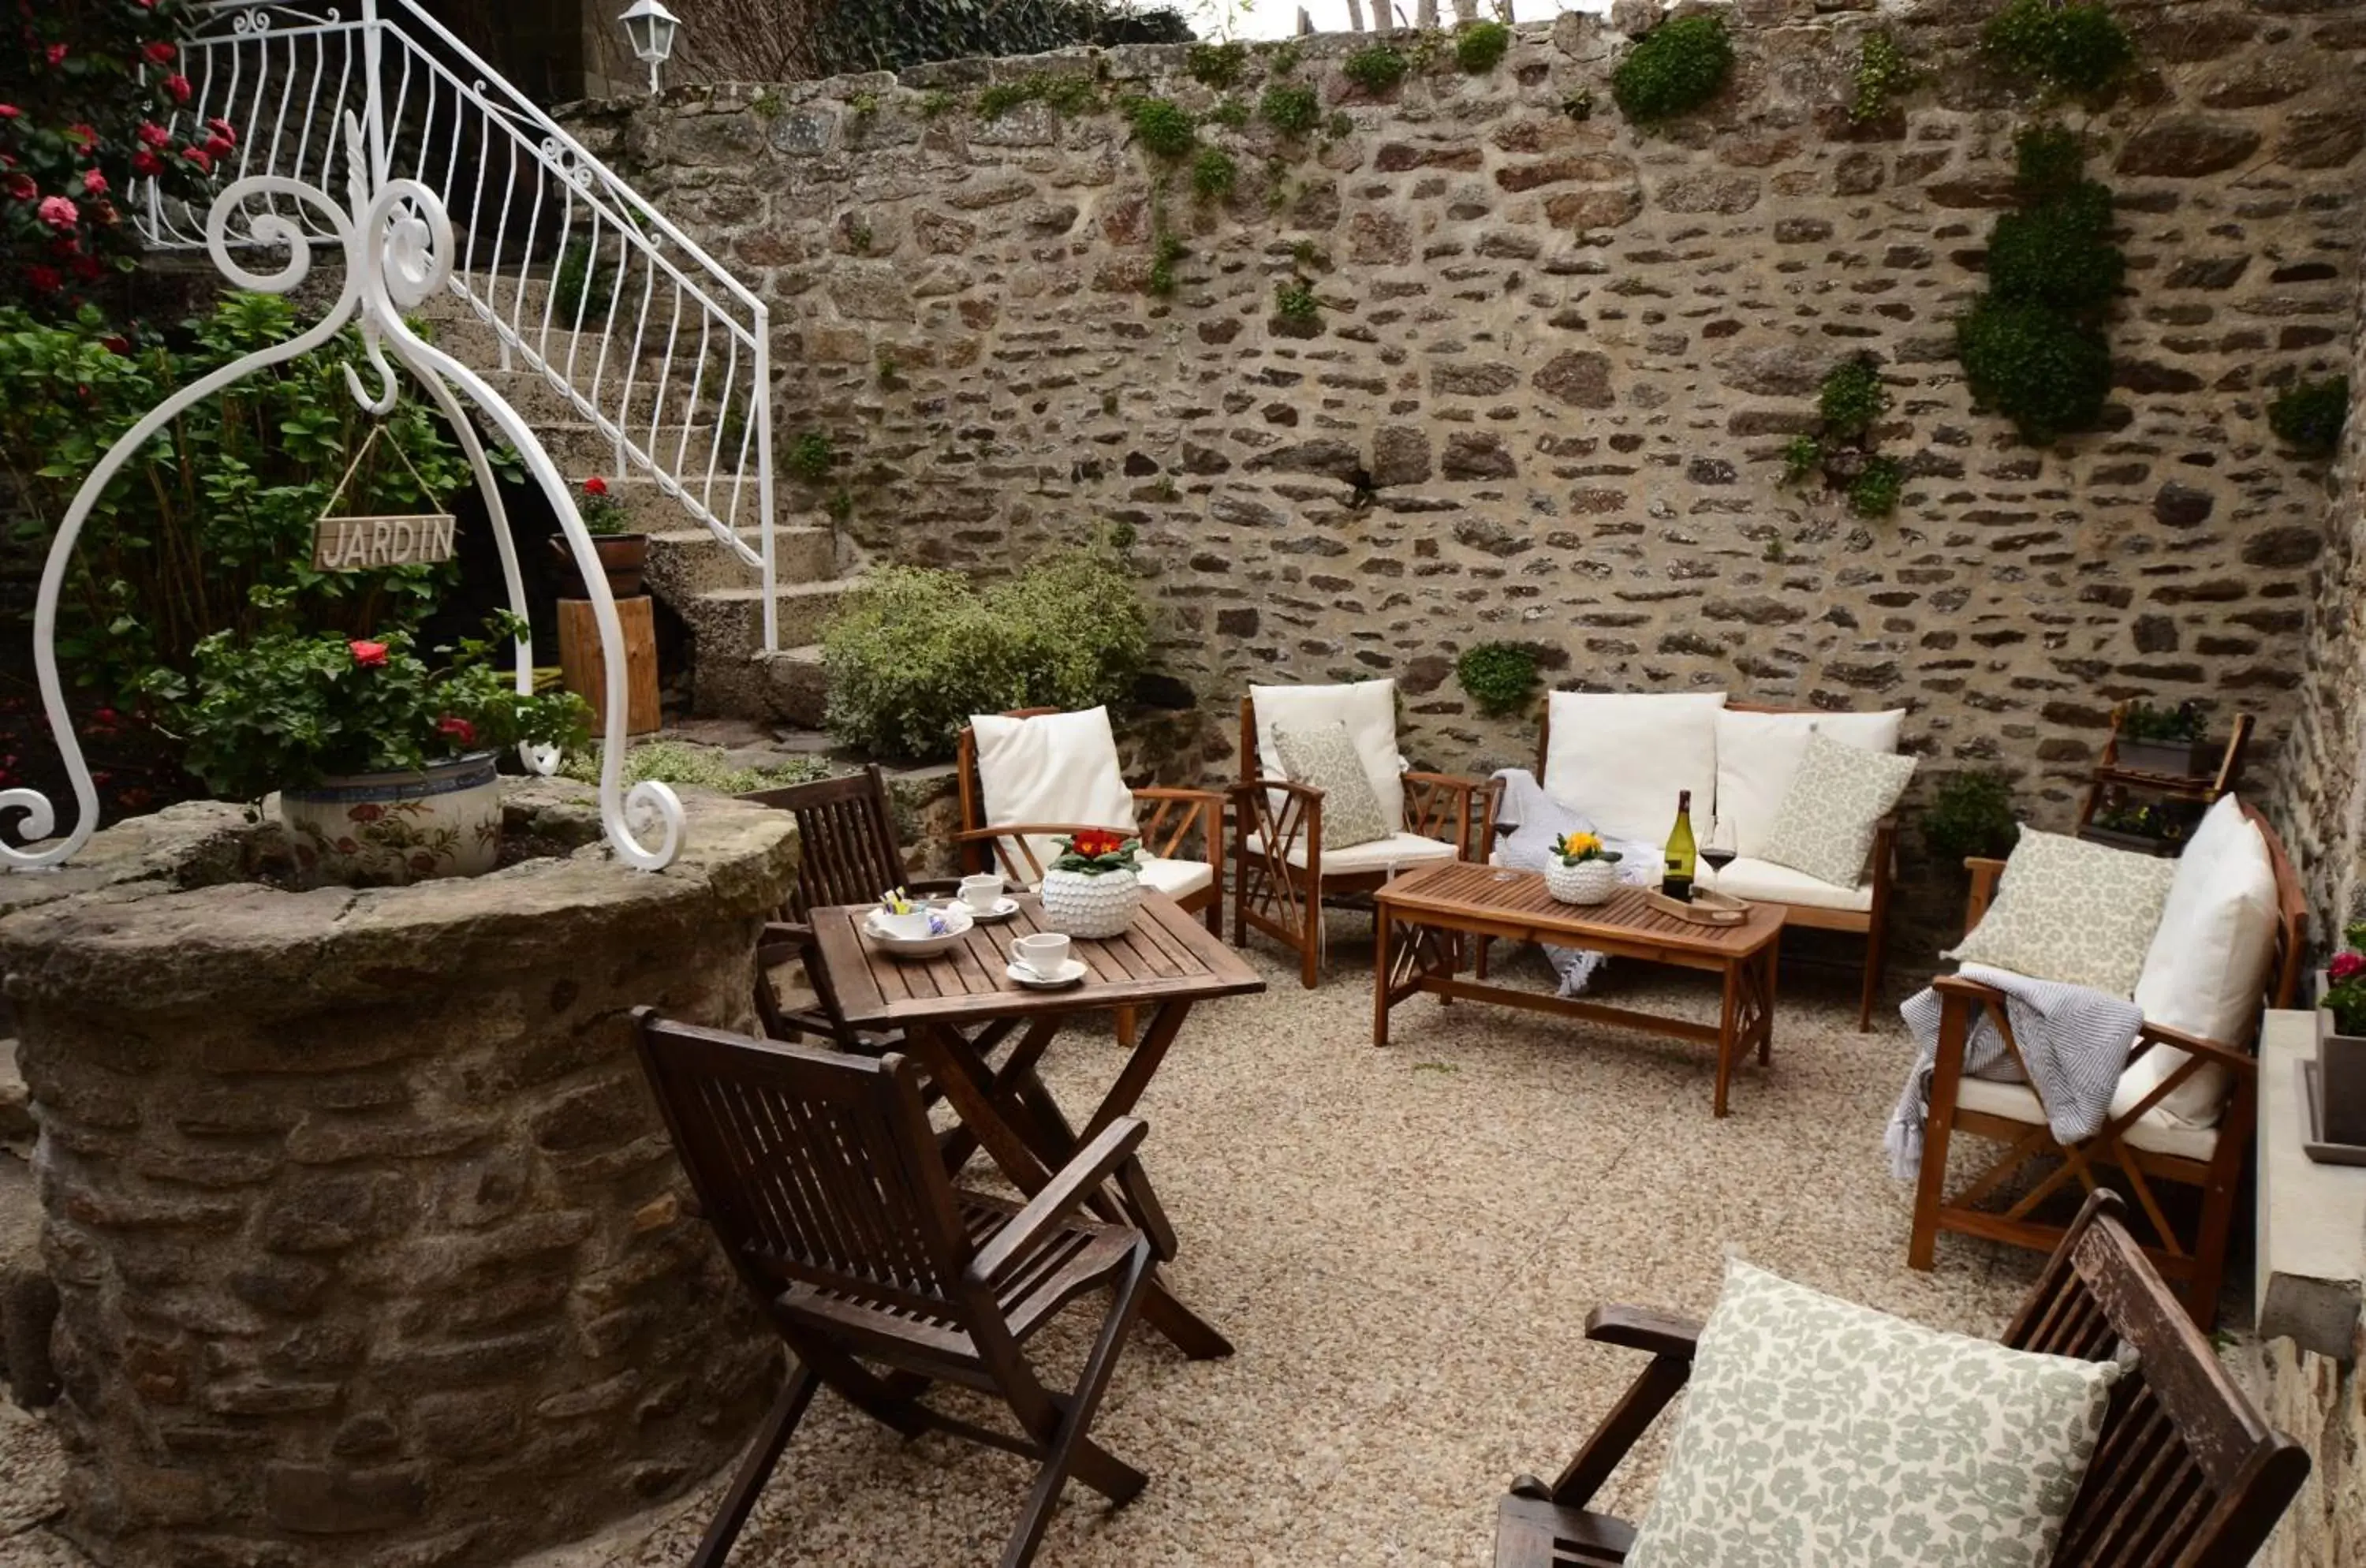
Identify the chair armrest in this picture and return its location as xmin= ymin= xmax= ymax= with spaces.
xmin=1236 ymin=775 xmax=1323 ymax=806
xmin=1403 ymin=770 xmax=1483 ymax=792
xmin=968 ymin=1117 xmax=1150 ymax=1283
xmin=1584 ymin=1304 xmax=1705 ymax=1358
xmin=2132 ymin=1017 xmax=2256 ymax=1074
xmin=1963 ymin=857 xmax=2007 ymax=932
xmin=1135 ymin=786 xmax=1226 ymax=863
xmin=1404 ymin=771 xmax=1483 ymax=855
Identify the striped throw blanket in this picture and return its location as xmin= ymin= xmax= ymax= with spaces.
xmin=1887 ymin=964 xmax=2144 ymax=1181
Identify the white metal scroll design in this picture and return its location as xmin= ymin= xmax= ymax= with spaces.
xmin=5 ymin=114 xmax=682 ymax=873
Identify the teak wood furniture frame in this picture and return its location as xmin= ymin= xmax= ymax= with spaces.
xmin=1373 ymin=861 xmax=1785 ymax=1118
xmin=741 ymin=764 xmax=952 ymax=1051
xmin=2074 ymin=704 xmax=2255 ymax=847
xmin=632 ymin=1014 xmax=1157 ymax=1568
xmin=1233 ymin=696 xmax=1491 ymax=989
xmin=1909 ymin=799 xmax=2306 ymax=1325
xmin=1495 ymin=1191 xmax=2310 ymax=1568
xmin=1532 ymin=699 xmax=1899 ymax=1032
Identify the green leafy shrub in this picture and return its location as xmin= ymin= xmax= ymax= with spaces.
xmin=1817 ymin=357 xmax=1889 ymax=440
xmin=1924 ymin=770 xmax=2020 ymax=864
xmin=1849 ymin=29 xmax=1917 ymax=121
xmin=562 ymin=739 xmax=831 ymax=795
xmin=1956 ymin=299 xmax=2112 ymax=445
xmin=1985 ymin=188 xmax=2121 ymax=311
xmin=1780 ymin=433 xmax=1822 ymax=482
xmin=2268 ymin=375 xmax=2349 ymax=455
xmin=1456 ymin=642 xmax=1539 ymax=717
xmin=1188 ymin=39 xmax=1248 ymax=89
xmin=978 ymin=72 xmax=1100 ymax=118
xmin=1610 ymin=14 xmax=1733 ymax=125
xmin=1981 ymin=0 xmax=2135 ymax=98
xmin=1265 ymin=39 xmax=1302 ymax=76
xmin=1849 ymin=456 xmax=1904 ymax=518
xmin=1454 ymin=20 xmax=1514 ymax=73
xmin=1274 ymin=278 xmax=1321 ymax=327
xmin=1148 ymin=231 xmax=1188 ymax=297
xmin=1342 ymin=44 xmax=1411 ymax=95
xmin=1782 ymin=356 xmax=1905 ymax=516
xmin=1261 ymin=83 xmax=1322 ymax=135
xmin=2122 ymin=699 xmax=2205 ymax=743
xmin=1128 ymin=96 xmax=1198 ymax=157
xmin=786 ymin=429 xmax=838 ymax=484
xmin=1192 ymin=147 xmax=1239 ymax=200
xmin=821 ymin=549 xmax=1150 ymax=762
xmin=554 ymin=235 xmax=620 ymax=322
xmin=1207 ymin=97 xmax=1252 ymax=129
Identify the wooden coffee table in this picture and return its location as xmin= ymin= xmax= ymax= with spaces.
xmin=1371 ymin=861 xmax=1786 ymax=1117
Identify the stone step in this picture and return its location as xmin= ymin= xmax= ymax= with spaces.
xmin=645 ymin=525 xmax=837 ymax=599
xmin=539 ymin=421 xmax=738 ymax=480
xmin=472 ymin=369 xmax=696 ymax=433
xmin=416 ymin=313 xmax=660 ymax=383
xmin=685 ymin=585 xmax=853 ymax=717
xmin=756 ymin=644 xmax=829 ymax=729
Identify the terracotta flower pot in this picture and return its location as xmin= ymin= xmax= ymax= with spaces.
xmin=278 ymin=750 xmax=502 ymax=885
xmin=550 ymin=532 xmax=648 ymax=600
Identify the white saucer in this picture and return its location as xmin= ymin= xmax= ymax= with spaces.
xmin=1006 ymin=958 xmax=1088 ymax=989
xmin=948 ymin=896 xmax=1021 ymax=924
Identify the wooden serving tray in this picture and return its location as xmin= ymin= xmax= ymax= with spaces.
xmin=1642 ymin=888 xmax=1752 ymax=927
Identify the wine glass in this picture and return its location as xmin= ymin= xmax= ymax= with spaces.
xmin=1701 ymin=816 xmax=1737 ymax=894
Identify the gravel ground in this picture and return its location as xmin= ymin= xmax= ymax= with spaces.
xmin=0 ymin=924 xmax=2041 ymax=1567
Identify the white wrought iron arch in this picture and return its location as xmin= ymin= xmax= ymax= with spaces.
xmin=4 ymin=114 xmax=682 ymax=874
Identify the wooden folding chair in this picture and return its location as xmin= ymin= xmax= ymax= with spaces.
xmin=1909 ymin=799 xmax=2307 ymax=1324
xmin=1496 ymin=1191 xmax=2311 ymax=1567
xmin=741 ymin=764 xmax=955 ymax=1050
xmin=632 ymin=1012 xmax=1159 ymax=1568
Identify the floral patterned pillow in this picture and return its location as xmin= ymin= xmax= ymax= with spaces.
xmin=1947 ymin=827 xmax=2180 ymax=998
xmin=1625 ymin=1259 xmax=2121 ymax=1568
xmin=1759 ymin=728 xmax=1917 ymax=889
xmin=1274 ymin=722 xmax=1392 ymax=850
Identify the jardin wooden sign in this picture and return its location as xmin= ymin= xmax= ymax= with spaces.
xmin=312 ymin=513 xmax=460 ymax=570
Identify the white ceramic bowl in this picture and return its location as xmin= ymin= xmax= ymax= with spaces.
xmin=863 ymin=902 xmax=976 ymax=958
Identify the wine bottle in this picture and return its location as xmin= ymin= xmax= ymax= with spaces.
xmin=1663 ymin=790 xmax=1697 ymax=902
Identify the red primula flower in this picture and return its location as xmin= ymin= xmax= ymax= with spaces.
xmin=142 ymin=39 xmax=176 ymax=62
xmin=130 ymin=150 xmax=162 ymax=177
xmin=582 ymin=475 xmax=609 ymax=495
xmin=136 ymin=121 xmax=170 ymax=147
xmin=162 ymin=74 xmax=192 ymax=103
xmin=435 ymin=715 xmax=477 ymax=746
xmin=2333 ymin=950 xmax=2366 ymax=985
xmin=1069 ymin=829 xmax=1126 ymax=858
xmin=349 ymin=640 xmax=389 ymax=667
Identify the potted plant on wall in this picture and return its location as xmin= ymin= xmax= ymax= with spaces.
xmin=174 ymin=612 xmax=591 ymax=885
xmin=2316 ymin=928 xmax=2366 ymax=1148
xmin=1039 ymin=828 xmax=1144 ymax=938
xmin=2115 ymin=700 xmax=2213 ymax=778
xmin=551 ymin=476 xmax=647 ymax=599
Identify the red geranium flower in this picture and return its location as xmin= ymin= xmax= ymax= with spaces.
xmin=435 ymin=715 xmax=477 ymax=746
xmin=2332 ymin=950 xmax=2366 ymax=985
xmin=349 ymin=640 xmax=389 ymax=667
xmin=582 ymin=475 xmax=608 ymax=495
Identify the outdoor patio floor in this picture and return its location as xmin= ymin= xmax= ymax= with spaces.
xmin=0 ymin=924 xmax=2043 ymax=1567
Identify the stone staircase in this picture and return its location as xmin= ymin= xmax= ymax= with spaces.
xmin=414 ymin=281 xmax=852 ymax=727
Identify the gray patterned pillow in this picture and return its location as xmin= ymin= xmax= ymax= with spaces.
xmin=1274 ymin=722 xmax=1391 ymax=850
xmin=1626 ymin=1259 xmax=2120 ymax=1568
xmin=1947 ymin=827 xmax=2179 ymax=997
xmin=1760 ymin=728 xmax=1917 ymax=889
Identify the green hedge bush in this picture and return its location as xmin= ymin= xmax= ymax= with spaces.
xmin=2269 ymin=375 xmax=2349 ymax=455
xmin=821 ymin=549 xmax=1150 ymax=761
xmin=1610 ymin=14 xmax=1733 ymax=125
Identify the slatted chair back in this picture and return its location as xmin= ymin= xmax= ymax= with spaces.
xmin=742 ymin=764 xmax=909 ymax=921
xmin=2006 ymin=1197 xmax=2310 ymax=1566
xmin=633 ymin=1013 xmax=972 ymax=1316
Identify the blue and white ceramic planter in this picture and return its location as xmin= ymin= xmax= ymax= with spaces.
xmin=280 ymin=751 xmax=503 ymax=885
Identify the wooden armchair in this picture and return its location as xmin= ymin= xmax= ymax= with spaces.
xmin=633 ymin=1013 xmax=1159 ymax=1568
xmin=1496 ymin=1191 xmax=2310 ymax=1567
xmin=1910 ymin=799 xmax=2307 ymax=1324
xmin=1234 ymin=685 xmax=1487 ymax=989
xmin=741 ymin=764 xmax=953 ymax=1050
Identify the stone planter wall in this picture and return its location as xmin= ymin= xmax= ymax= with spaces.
xmin=2247 ymin=1335 xmax=2366 ymax=1566
xmin=0 ymin=782 xmax=797 ymax=1568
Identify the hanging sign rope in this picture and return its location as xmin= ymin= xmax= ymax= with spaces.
xmin=310 ymin=421 xmax=460 ymax=570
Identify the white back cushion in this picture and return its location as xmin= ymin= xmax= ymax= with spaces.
xmin=1250 ymin=679 xmax=1405 ymax=834
xmin=1715 ymin=707 xmax=1906 ymax=858
xmin=1544 ymin=691 xmax=1727 ymax=846
xmin=2123 ymin=796 xmax=2279 ymax=1127
xmin=972 ymin=707 xmax=1135 ymax=875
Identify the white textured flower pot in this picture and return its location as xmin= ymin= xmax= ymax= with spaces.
xmin=279 ymin=751 xmax=502 ymax=886
xmin=1545 ymin=858 xmax=1620 ymax=905
xmin=1039 ymin=866 xmax=1143 ymax=937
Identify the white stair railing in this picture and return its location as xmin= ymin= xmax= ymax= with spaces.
xmin=137 ymin=0 xmax=780 ymax=650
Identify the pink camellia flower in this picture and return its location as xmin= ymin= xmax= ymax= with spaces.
xmin=436 ymin=715 xmax=477 ymax=747
xmin=142 ymin=40 xmax=177 ymax=63
xmin=181 ymin=147 xmax=211 ymax=174
xmin=64 ymin=123 xmax=95 ymax=146
xmin=2331 ymin=950 xmax=2366 ymax=985
xmin=203 ymin=134 xmax=232 ymax=158
xmin=207 ymin=117 xmax=237 ymax=144
xmin=349 ymin=640 xmax=389 ymax=668
xmin=137 ymin=121 xmax=171 ymax=147
xmin=162 ymin=74 xmax=192 ymax=103
xmin=0 ymin=105 xmax=19 ymax=120
xmin=44 ymin=43 xmax=66 ymax=67
xmin=130 ymin=150 xmax=163 ymax=177
xmin=36 ymin=195 xmax=77 ymax=230
xmin=3 ymin=173 xmax=34 ymax=201
xmin=81 ymin=168 xmax=106 ymax=196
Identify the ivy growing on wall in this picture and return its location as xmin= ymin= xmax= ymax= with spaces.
xmin=1955 ymin=124 xmax=2123 ymax=445
xmin=1610 ymin=14 xmax=1734 ymax=125
xmin=1781 ymin=356 xmax=1905 ymax=518
xmin=2268 ymin=375 xmax=2350 ymax=455
xmin=1980 ymin=0 xmax=2135 ymax=98
xmin=1849 ymin=30 xmax=1918 ymax=121
xmin=1456 ymin=643 xmax=1539 ymax=717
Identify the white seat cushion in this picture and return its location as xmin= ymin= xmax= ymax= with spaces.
xmin=2124 ymin=794 xmax=2278 ymax=1129
xmin=1544 ymin=691 xmax=1726 ymax=846
xmin=1715 ymin=707 xmax=1905 ymax=858
xmin=1136 ymin=856 xmax=1215 ymax=900
xmin=1954 ymin=1075 xmax=2219 ymax=1163
xmin=1244 ymin=830 xmax=1458 ymax=875
xmin=1712 ymin=855 xmax=1874 ymax=914
xmin=971 ymin=707 xmax=1135 ymax=872
xmin=1250 ymin=680 xmax=1405 ymax=834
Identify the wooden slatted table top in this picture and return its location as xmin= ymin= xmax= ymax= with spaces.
xmin=812 ymin=892 xmax=1267 ymax=1029
xmin=1375 ymin=861 xmax=1785 ymax=957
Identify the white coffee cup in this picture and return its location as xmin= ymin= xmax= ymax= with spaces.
xmin=959 ymin=873 xmax=1003 ymax=913
xmin=878 ymin=907 xmax=935 ymax=942
xmin=1010 ymin=931 xmax=1071 ymax=980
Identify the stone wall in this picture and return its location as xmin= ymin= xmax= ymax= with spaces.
xmin=0 ymin=785 xmax=795 ymax=1568
xmin=576 ymin=0 xmax=2364 ymax=946
xmin=2248 ymin=1335 xmax=2366 ymax=1567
